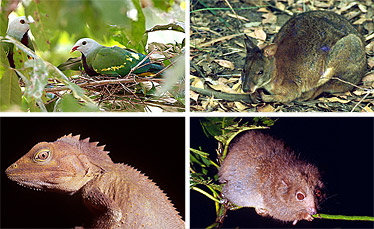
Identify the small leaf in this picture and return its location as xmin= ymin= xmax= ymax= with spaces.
xmin=213 ymin=59 xmax=235 ymax=70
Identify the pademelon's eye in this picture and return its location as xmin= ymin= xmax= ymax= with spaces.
xmin=34 ymin=149 xmax=51 ymax=162
xmin=296 ymin=192 xmax=305 ymax=200
xmin=257 ymin=70 xmax=263 ymax=75
xmin=20 ymin=19 xmax=25 ymax=24
xmin=82 ymin=41 xmax=87 ymax=45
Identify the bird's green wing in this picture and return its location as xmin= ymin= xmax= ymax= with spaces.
xmin=92 ymin=46 xmax=150 ymax=77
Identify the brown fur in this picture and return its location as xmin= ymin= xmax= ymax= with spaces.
xmin=219 ymin=131 xmax=324 ymax=224
xmin=241 ymin=10 xmax=366 ymax=103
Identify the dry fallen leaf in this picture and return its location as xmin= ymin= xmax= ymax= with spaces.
xmin=209 ymin=79 xmax=238 ymax=94
xmin=262 ymin=12 xmax=277 ymax=24
xmin=254 ymin=28 xmax=267 ymax=41
xmin=190 ymin=90 xmax=200 ymax=103
xmin=257 ymin=104 xmax=275 ymax=112
xmin=353 ymin=90 xmax=367 ymax=96
xmin=213 ymin=59 xmax=235 ymax=69
xmin=361 ymin=104 xmax=373 ymax=112
xmin=232 ymin=82 xmax=243 ymax=92
xmin=234 ymin=101 xmax=248 ymax=111
xmin=275 ymin=2 xmax=286 ymax=11
xmin=340 ymin=2 xmax=358 ymax=12
xmin=257 ymin=8 xmax=269 ymax=13
xmin=318 ymin=97 xmax=351 ymax=104
xmin=314 ymin=1 xmax=332 ymax=8
xmin=367 ymin=58 xmax=374 ymax=69
xmin=358 ymin=4 xmax=368 ymax=13
xmin=191 ymin=76 xmax=204 ymax=89
xmin=362 ymin=72 xmax=374 ymax=82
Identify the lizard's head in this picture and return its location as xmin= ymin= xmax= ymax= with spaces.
xmin=5 ymin=134 xmax=112 ymax=194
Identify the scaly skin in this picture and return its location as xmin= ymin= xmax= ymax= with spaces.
xmin=5 ymin=134 xmax=184 ymax=229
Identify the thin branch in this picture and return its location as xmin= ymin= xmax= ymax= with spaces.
xmin=351 ymin=90 xmax=373 ymax=112
xmin=191 ymin=186 xmax=221 ymax=204
xmin=331 ymin=76 xmax=367 ymax=91
xmin=314 ymin=214 xmax=374 ymax=222
xmin=45 ymin=77 xmax=163 ymax=92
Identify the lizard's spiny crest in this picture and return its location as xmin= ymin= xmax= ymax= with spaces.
xmin=57 ymin=134 xmax=112 ymax=164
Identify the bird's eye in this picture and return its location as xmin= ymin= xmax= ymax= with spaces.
xmin=82 ymin=41 xmax=87 ymax=45
xmin=20 ymin=19 xmax=25 ymax=24
xmin=34 ymin=149 xmax=51 ymax=162
xmin=296 ymin=192 xmax=305 ymax=200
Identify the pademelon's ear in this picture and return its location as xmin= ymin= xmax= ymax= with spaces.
xmin=263 ymin=44 xmax=278 ymax=58
xmin=244 ymin=34 xmax=261 ymax=55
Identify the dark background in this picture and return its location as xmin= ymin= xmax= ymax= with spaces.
xmin=190 ymin=117 xmax=374 ymax=228
xmin=0 ymin=117 xmax=185 ymax=228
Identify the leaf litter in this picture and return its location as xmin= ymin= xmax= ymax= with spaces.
xmin=190 ymin=0 xmax=374 ymax=112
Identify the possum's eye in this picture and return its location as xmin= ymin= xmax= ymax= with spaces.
xmin=296 ymin=192 xmax=305 ymax=200
xmin=315 ymin=189 xmax=322 ymax=197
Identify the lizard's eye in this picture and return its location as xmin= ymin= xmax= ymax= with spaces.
xmin=296 ymin=192 xmax=305 ymax=201
xmin=34 ymin=149 xmax=51 ymax=162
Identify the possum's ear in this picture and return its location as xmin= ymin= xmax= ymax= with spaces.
xmin=279 ymin=179 xmax=289 ymax=193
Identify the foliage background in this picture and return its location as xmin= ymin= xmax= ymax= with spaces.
xmin=0 ymin=0 xmax=185 ymax=112
xmin=190 ymin=117 xmax=374 ymax=228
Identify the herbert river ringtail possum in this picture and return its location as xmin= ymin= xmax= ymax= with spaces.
xmin=219 ymin=131 xmax=324 ymax=225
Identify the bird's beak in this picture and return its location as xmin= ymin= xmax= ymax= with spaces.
xmin=71 ymin=46 xmax=79 ymax=54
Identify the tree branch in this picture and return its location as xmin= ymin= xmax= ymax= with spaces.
xmin=45 ymin=77 xmax=163 ymax=92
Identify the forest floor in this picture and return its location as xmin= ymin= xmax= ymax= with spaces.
xmin=190 ymin=0 xmax=374 ymax=112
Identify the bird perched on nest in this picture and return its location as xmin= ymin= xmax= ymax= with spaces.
xmin=2 ymin=16 xmax=34 ymax=68
xmin=58 ymin=38 xmax=164 ymax=77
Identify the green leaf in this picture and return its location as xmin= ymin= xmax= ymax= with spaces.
xmin=59 ymin=0 xmax=105 ymax=39
xmin=24 ymin=0 xmax=61 ymax=51
xmin=151 ymin=0 xmax=174 ymax=11
xmin=112 ymin=28 xmax=148 ymax=53
xmin=146 ymin=22 xmax=185 ymax=33
xmin=91 ymin=0 xmax=145 ymax=45
xmin=0 ymin=42 xmax=22 ymax=110
xmin=200 ymin=117 xmax=237 ymax=138
xmin=60 ymin=93 xmax=100 ymax=112
xmin=0 ymin=3 xmax=8 ymax=36
xmin=0 ymin=69 xmax=22 ymax=110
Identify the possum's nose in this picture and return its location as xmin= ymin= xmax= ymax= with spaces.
xmin=307 ymin=207 xmax=317 ymax=215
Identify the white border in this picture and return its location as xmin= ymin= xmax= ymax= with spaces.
xmin=2 ymin=2 xmax=374 ymax=229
